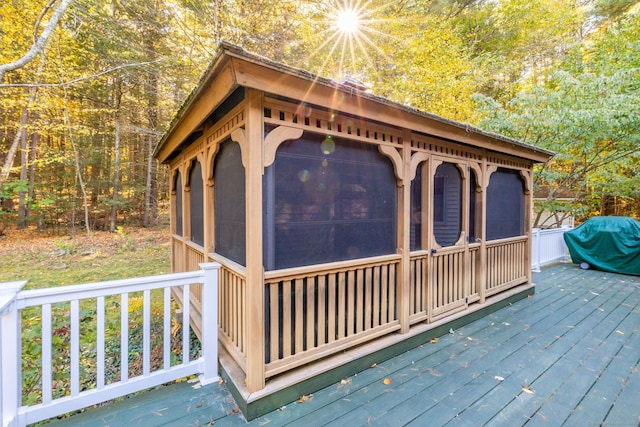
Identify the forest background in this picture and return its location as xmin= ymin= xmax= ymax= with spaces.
xmin=1 ymin=0 xmax=639 ymax=237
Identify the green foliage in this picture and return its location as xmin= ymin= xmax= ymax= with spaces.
xmin=2 ymin=0 xmax=640 ymax=228
xmin=475 ymin=65 xmax=640 ymax=224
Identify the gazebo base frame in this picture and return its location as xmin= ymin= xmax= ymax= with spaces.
xmin=220 ymin=282 xmax=535 ymax=420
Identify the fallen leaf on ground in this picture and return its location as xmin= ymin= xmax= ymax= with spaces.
xmin=616 ymin=330 xmax=624 ymax=335
xmin=427 ymin=368 xmax=441 ymax=377
xmin=298 ymin=394 xmax=313 ymax=403
xmin=503 ymin=322 xmax=511 ymax=326
xmin=231 ymin=407 xmax=240 ymax=414
xmin=467 ymin=336 xmax=473 ymax=341
xmin=370 ymin=363 xmax=377 ymax=368
xmin=383 ymin=378 xmax=392 ymax=385
xmin=340 ymin=378 xmax=352 ymax=386
xmin=430 ymin=337 xmax=439 ymax=344
xmin=521 ymin=385 xmax=535 ymax=394
xmin=494 ymin=375 xmax=505 ymax=381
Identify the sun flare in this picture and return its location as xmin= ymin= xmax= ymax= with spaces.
xmin=335 ymin=8 xmax=361 ymax=34
xmin=308 ymin=0 xmax=396 ymax=79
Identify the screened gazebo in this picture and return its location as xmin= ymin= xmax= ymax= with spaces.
xmin=154 ymin=43 xmax=553 ymax=417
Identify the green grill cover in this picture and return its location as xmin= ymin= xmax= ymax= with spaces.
xmin=564 ymin=216 xmax=640 ymax=276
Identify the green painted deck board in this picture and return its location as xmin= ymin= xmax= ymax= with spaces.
xmin=482 ymin=294 xmax=636 ymax=425
xmin=47 ymin=264 xmax=640 ymax=426
xmin=301 ymin=273 xmax=613 ymax=426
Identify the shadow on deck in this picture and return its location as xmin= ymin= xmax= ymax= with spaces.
xmin=47 ymin=263 xmax=640 ymax=426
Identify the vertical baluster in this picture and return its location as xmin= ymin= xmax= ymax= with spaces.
xmin=42 ymin=303 xmax=52 ymax=404
xmin=356 ymin=269 xmax=364 ymax=333
xmin=269 ymin=283 xmax=279 ymax=362
xmin=381 ymin=264 xmax=388 ymax=324
xmin=70 ymin=300 xmax=79 ymax=395
xmin=337 ymin=272 xmax=346 ymax=339
xmin=409 ymin=260 xmax=416 ymax=315
xmin=240 ymin=277 xmax=245 ymax=353
xmin=220 ymin=271 xmax=226 ymax=337
xmin=163 ymin=287 xmax=171 ymax=370
xmin=327 ymin=274 xmax=336 ymax=343
xmin=295 ymin=279 xmax=304 ymax=354
xmin=143 ymin=289 xmax=150 ymax=376
xmin=282 ymin=280 xmax=292 ymax=357
xmin=305 ymin=278 xmax=315 ymax=351
xmin=347 ymin=270 xmax=355 ymax=336
xmin=317 ymin=276 xmax=326 ymax=345
xmin=182 ymin=284 xmax=190 ymax=364
xmin=97 ymin=296 xmax=105 ymax=388
xmin=121 ymin=293 xmax=129 ymax=382
xmin=373 ymin=266 xmax=380 ymax=327
xmin=231 ymin=275 xmax=237 ymax=347
xmin=364 ymin=268 xmax=372 ymax=330
xmin=388 ymin=263 xmax=395 ymax=321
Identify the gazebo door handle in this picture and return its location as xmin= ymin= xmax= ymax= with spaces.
xmin=431 ymin=249 xmax=438 ymax=255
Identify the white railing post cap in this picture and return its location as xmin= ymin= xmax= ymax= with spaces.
xmin=199 ymin=262 xmax=221 ymax=271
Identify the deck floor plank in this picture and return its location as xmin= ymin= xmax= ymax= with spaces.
xmin=276 ymin=311 xmax=514 ymax=426
xmin=456 ymin=271 xmax=637 ymax=426
xmin=527 ymin=286 xmax=640 ymax=426
xmin=480 ymin=282 xmax=638 ymax=426
xmin=341 ymin=270 xmax=626 ymax=426
xmin=289 ymin=268 xmax=607 ymax=426
xmin=48 ymin=265 xmax=640 ymax=427
xmin=319 ymin=289 xmax=595 ymax=425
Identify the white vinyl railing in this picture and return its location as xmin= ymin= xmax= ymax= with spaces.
xmin=0 ymin=263 xmax=220 ymax=427
xmin=531 ymin=227 xmax=571 ymax=272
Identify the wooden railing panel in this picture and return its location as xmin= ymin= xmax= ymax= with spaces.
xmin=185 ymin=243 xmax=205 ymax=307
xmin=264 ymin=255 xmax=401 ymax=377
xmin=468 ymin=246 xmax=480 ymax=303
xmin=409 ymin=252 xmax=428 ymax=324
xmin=430 ymin=249 xmax=467 ymax=319
xmin=218 ymin=265 xmax=247 ymax=367
xmin=409 ymin=246 xmax=481 ymax=323
xmin=171 ymin=235 xmax=185 ymax=273
xmin=486 ymin=237 xmax=528 ymax=296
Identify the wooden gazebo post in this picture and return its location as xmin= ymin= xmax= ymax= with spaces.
xmin=244 ymin=88 xmax=266 ymax=392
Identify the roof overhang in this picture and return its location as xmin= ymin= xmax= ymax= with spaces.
xmin=155 ymin=42 xmax=554 ymax=165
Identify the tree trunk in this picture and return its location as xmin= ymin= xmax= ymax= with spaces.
xmin=62 ymin=87 xmax=90 ymax=240
xmin=29 ymin=132 xmax=39 ymax=228
xmin=144 ymin=136 xmax=158 ymax=227
xmin=143 ymin=21 xmax=159 ymax=228
xmin=17 ymin=120 xmax=29 ymax=229
xmin=0 ymin=0 xmax=74 ymax=81
xmin=1 ymin=101 xmax=30 ymax=187
xmin=1 ymin=51 xmax=46 ymax=188
xmin=110 ymin=76 xmax=122 ymax=232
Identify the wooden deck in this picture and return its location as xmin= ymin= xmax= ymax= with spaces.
xmin=46 ymin=263 xmax=640 ymax=426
